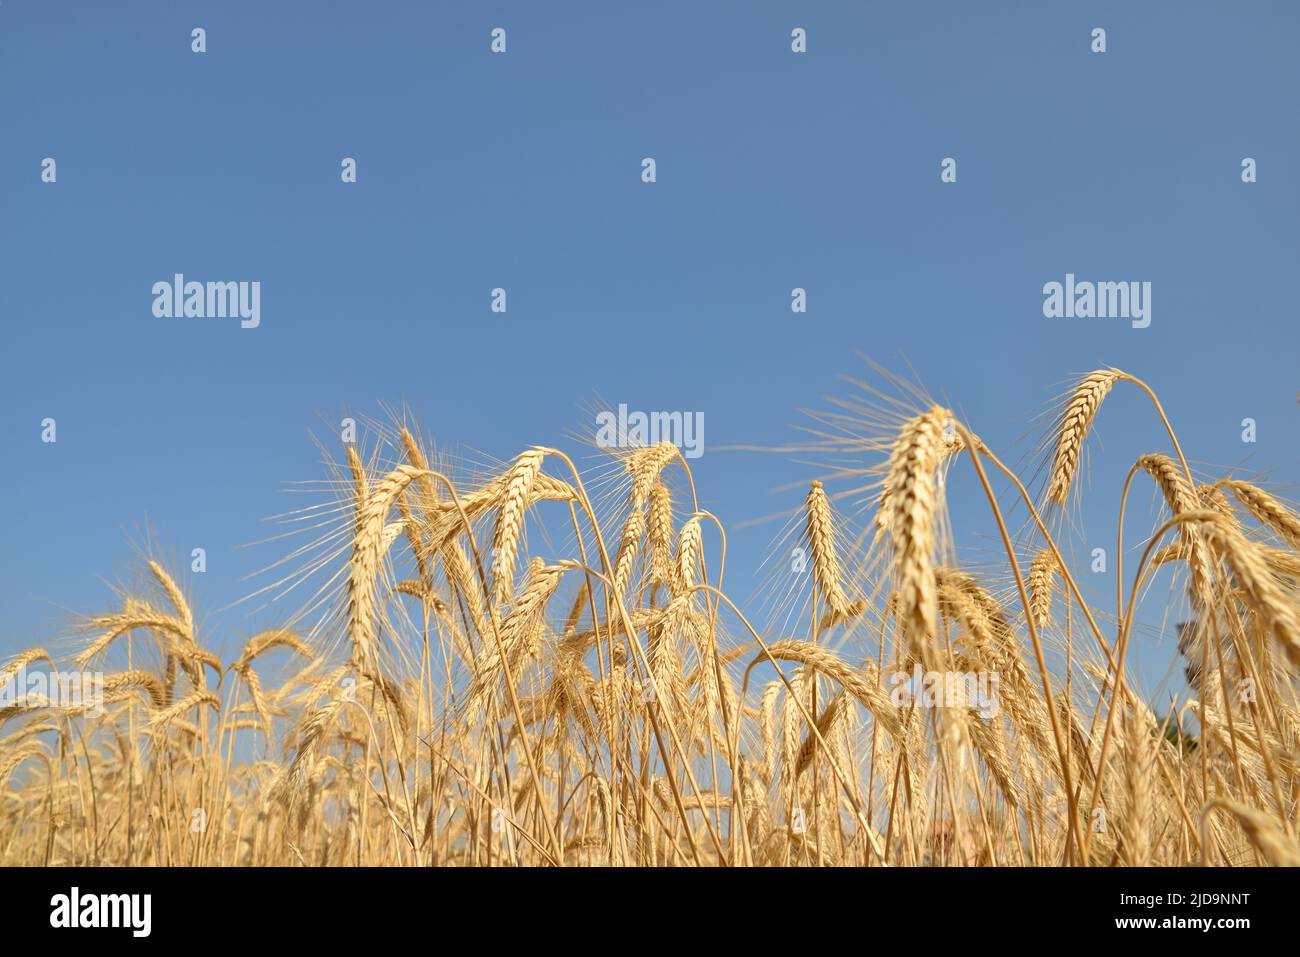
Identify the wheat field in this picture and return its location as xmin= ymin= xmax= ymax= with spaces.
xmin=3 ymin=368 xmax=1299 ymax=867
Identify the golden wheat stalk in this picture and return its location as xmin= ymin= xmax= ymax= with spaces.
xmin=804 ymin=481 xmax=855 ymax=619
xmin=149 ymin=689 xmax=219 ymax=729
xmin=491 ymin=449 xmax=547 ymax=606
xmin=759 ymin=640 xmax=901 ymax=739
xmin=1201 ymin=797 xmax=1300 ymax=866
xmin=0 ymin=649 xmax=54 ymax=690
xmin=1199 ymin=517 xmax=1300 ymax=668
xmin=347 ymin=463 xmax=423 ymax=666
xmin=1217 ymin=478 xmax=1300 ymax=549
xmin=1027 ymin=550 xmax=1057 ymax=630
xmin=1047 ymin=369 xmax=1121 ymax=505
xmin=883 ymin=407 xmax=951 ymax=658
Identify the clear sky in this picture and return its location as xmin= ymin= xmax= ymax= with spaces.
xmin=3 ymin=1 xmax=1297 ymax=706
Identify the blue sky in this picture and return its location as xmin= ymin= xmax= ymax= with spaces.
xmin=2 ymin=1 xmax=1297 ymax=706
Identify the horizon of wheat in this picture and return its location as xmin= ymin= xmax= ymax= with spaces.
xmin=2 ymin=368 xmax=1298 ymax=867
